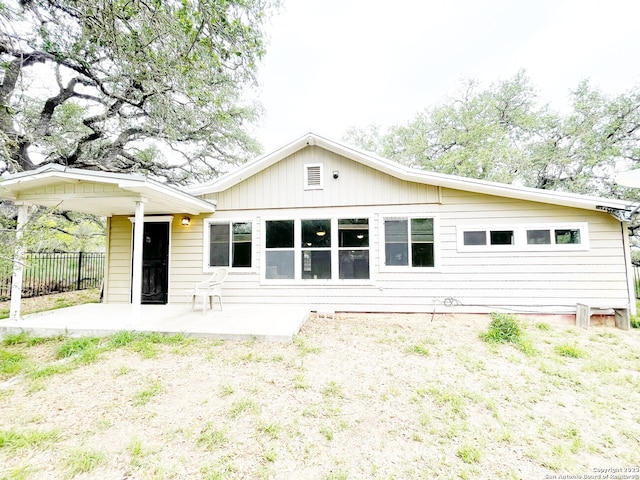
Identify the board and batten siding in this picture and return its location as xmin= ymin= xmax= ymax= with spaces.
xmin=203 ymin=146 xmax=440 ymax=210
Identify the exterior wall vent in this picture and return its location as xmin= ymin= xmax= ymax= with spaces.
xmin=304 ymin=163 xmax=323 ymax=190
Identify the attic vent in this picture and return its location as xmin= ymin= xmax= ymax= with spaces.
xmin=304 ymin=163 xmax=323 ymax=190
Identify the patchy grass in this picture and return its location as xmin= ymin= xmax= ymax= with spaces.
xmin=132 ymin=378 xmax=163 ymax=406
xmin=0 ymin=428 xmax=60 ymax=451
xmin=0 ymin=289 xmax=100 ymax=319
xmin=555 ymin=343 xmax=586 ymax=358
xmin=63 ymin=449 xmax=107 ymax=477
xmin=0 ymin=313 xmax=639 ymax=479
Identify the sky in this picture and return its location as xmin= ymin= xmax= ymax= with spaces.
xmin=251 ymin=0 xmax=640 ymax=152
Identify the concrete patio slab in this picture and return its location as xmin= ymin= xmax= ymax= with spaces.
xmin=0 ymin=303 xmax=311 ymax=342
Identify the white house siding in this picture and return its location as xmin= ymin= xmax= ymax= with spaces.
xmin=200 ymin=196 xmax=630 ymax=314
xmin=194 ymin=143 xmax=632 ymax=314
xmin=104 ymin=215 xmax=132 ymax=303
xmin=104 ymin=145 xmax=633 ymax=315
xmin=202 ymin=146 xmax=440 ymax=210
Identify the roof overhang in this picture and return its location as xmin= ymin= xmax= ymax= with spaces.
xmin=187 ymin=132 xmax=637 ymax=218
xmin=0 ymin=164 xmax=216 ymax=216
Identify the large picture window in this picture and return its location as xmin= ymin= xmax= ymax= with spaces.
xmin=383 ymin=217 xmax=435 ymax=268
xmin=208 ymin=221 xmax=252 ymax=268
xmin=264 ymin=218 xmax=371 ymax=281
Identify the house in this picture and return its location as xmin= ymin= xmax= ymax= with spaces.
xmin=1 ymin=133 xmax=637 ymax=323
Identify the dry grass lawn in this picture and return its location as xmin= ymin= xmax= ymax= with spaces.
xmin=1 ymin=311 xmax=639 ymax=479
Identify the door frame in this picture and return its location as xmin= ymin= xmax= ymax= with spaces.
xmin=129 ymin=215 xmax=173 ymax=304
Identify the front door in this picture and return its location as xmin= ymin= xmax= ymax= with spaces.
xmin=138 ymin=222 xmax=169 ymax=304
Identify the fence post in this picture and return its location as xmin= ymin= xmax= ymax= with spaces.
xmin=76 ymin=251 xmax=83 ymax=291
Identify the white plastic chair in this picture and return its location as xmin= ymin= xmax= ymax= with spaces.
xmin=191 ymin=268 xmax=228 ymax=313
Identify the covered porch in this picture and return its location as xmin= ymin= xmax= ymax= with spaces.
xmin=0 ymin=303 xmax=310 ymax=342
xmin=0 ymin=163 xmax=217 ymax=321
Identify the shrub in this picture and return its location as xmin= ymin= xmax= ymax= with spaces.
xmin=480 ymin=313 xmax=537 ymax=355
xmin=481 ymin=313 xmax=524 ymax=344
xmin=631 ymin=316 xmax=640 ymax=329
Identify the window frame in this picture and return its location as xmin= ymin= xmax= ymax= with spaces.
xmin=379 ymin=215 xmax=440 ymax=272
xmin=261 ymin=216 xmax=374 ymax=284
xmin=203 ymin=218 xmax=256 ymax=273
xmin=456 ymin=222 xmax=589 ymax=252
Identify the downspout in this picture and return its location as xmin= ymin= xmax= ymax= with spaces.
xmin=621 ymin=221 xmax=637 ymax=316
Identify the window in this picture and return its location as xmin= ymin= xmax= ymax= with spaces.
xmin=489 ymin=230 xmax=514 ymax=245
xmin=301 ymin=219 xmax=331 ymax=279
xmin=208 ymin=221 xmax=252 ymax=268
xmin=265 ymin=220 xmax=294 ymax=279
xmin=264 ymin=218 xmax=371 ymax=281
xmin=339 ymin=219 xmax=369 ymax=279
xmin=555 ymin=229 xmax=581 ymax=245
xmin=383 ymin=217 xmax=435 ymax=268
xmin=525 ymin=227 xmax=581 ymax=245
xmin=304 ymin=163 xmax=323 ymax=189
xmin=458 ymin=223 xmax=588 ymax=251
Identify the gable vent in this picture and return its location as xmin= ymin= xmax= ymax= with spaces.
xmin=304 ymin=163 xmax=323 ymax=189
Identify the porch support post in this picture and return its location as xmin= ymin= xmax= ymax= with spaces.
xmin=9 ymin=203 xmax=29 ymax=321
xmin=131 ymin=199 xmax=146 ymax=322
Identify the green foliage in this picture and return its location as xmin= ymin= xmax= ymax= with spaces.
xmin=345 ymin=71 xmax=640 ymax=198
xmin=0 ymin=428 xmax=60 ymax=450
xmin=64 ymin=449 xmax=107 ymax=476
xmin=2 ymin=332 xmax=42 ymax=346
xmin=457 ymin=444 xmax=482 ymax=464
xmin=0 ymin=0 xmax=276 ymax=182
xmin=55 ymin=337 xmax=100 ymax=361
xmin=481 ymin=313 xmax=524 ymax=344
xmin=481 ymin=313 xmax=536 ymax=355
xmin=555 ymin=344 xmax=585 ymax=359
xmin=0 ymin=349 xmax=28 ymax=379
xmin=631 ymin=315 xmax=640 ymax=329
xmin=406 ymin=343 xmax=431 ymax=356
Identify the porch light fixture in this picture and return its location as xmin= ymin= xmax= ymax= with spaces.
xmin=181 ymin=216 xmax=191 ymax=226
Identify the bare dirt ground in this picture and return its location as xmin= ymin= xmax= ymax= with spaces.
xmin=1 ymin=312 xmax=640 ymax=480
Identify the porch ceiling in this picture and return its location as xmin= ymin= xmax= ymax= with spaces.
xmin=0 ymin=164 xmax=216 ymax=216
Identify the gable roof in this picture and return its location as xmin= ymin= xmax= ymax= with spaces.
xmin=188 ymin=132 xmax=636 ymax=218
xmin=0 ymin=163 xmax=216 ymax=216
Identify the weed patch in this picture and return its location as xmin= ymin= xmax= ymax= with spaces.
xmin=555 ymin=343 xmax=585 ymax=359
xmin=480 ymin=312 xmax=536 ymax=355
xmin=0 ymin=349 xmax=28 ymax=379
xmin=64 ymin=449 xmax=106 ymax=477
xmin=228 ymin=398 xmax=259 ymax=418
xmin=132 ymin=378 xmax=163 ymax=406
xmin=457 ymin=444 xmax=481 ymax=464
xmin=56 ymin=337 xmax=100 ymax=363
xmin=0 ymin=428 xmax=59 ymax=450
xmin=197 ymin=423 xmax=228 ymax=450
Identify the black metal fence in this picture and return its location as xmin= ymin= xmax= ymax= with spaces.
xmin=0 ymin=252 xmax=105 ymax=300
xmin=634 ymin=263 xmax=640 ymax=299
